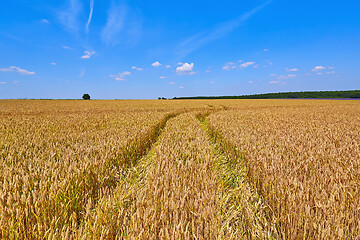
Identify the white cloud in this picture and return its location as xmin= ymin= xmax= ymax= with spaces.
xmin=269 ymin=80 xmax=280 ymax=84
xmin=51 ymin=62 xmax=57 ymax=65
xmin=253 ymin=64 xmax=259 ymax=68
xmin=264 ymin=49 xmax=268 ymax=52
xmin=326 ymin=71 xmax=336 ymax=74
xmin=110 ymin=71 xmax=131 ymax=81
xmin=277 ymin=74 xmax=296 ymax=80
xmin=177 ymin=62 xmax=183 ymax=65
xmin=86 ymin=0 xmax=94 ymax=33
xmin=160 ymin=76 xmax=166 ymax=79
xmin=248 ymin=81 xmax=253 ymax=84
xmin=0 ymin=66 xmax=35 ymax=75
xmin=222 ymin=65 xmax=230 ymax=71
xmin=286 ymin=68 xmax=299 ymax=72
xmin=206 ymin=70 xmax=211 ymax=73
xmin=81 ymin=50 xmax=95 ymax=59
xmin=176 ymin=63 xmax=195 ymax=75
xmin=152 ymin=61 xmax=162 ymax=67
xmin=209 ymin=81 xmax=215 ymax=84
xmin=313 ymin=66 xmax=326 ymax=71
xmin=270 ymin=73 xmax=277 ymax=76
xmin=131 ymin=66 xmax=143 ymax=71
xmin=169 ymin=81 xmax=175 ymax=84
xmin=41 ymin=19 xmax=50 ymax=24
xmin=316 ymin=72 xmax=323 ymax=75
xmin=179 ymin=86 xmax=184 ymax=89
xmin=62 ymin=45 xmax=72 ymax=49
xmin=165 ymin=65 xmax=171 ymax=68
xmin=328 ymin=66 xmax=334 ymax=69
xmin=0 ymin=82 xmax=6 ymax=85
xmin=240 ymin=61 xmax=255 ymax=68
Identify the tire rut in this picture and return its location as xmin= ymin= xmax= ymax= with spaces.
xmin=196 ymin=111 xmax=276 ymax=239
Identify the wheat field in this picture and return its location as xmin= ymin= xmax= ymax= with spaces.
xmin=0 ymin=99 xmax=359 ymax=239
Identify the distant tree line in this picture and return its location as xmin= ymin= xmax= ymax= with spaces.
xmin=173 ymin=90 xmax=360 ymax=100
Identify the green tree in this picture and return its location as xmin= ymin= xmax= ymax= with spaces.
xmin=82 ymin=94 xmax=91 ymax=100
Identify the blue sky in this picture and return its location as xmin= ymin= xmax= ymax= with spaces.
xmin=0 ymin=0 xmax=359 ymax=99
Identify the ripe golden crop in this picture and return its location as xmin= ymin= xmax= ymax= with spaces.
xmin=208 ymin=100 xmax=360 ymax=239
xmin=1 ymin=99 xmax=359 ymax=239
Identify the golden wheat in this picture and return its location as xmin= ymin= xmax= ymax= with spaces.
xmin=0 ymin=100 xmax=187 ymax=238
xmin=208 ymin=100 xmax=360 ymax=239
xmin=1 ymin=99 xmax=359 ymax=239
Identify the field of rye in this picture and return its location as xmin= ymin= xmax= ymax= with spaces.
xmin=0 ymin=99 xmax=359 ymax=239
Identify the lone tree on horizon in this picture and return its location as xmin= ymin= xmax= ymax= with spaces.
xmin=82 ymin=93 xmax=91 ymax=100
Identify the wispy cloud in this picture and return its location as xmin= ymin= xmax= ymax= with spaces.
xmin=269 ymin=80 xmax=280 ymax=84
xmin=312 ymin=66 xmax=326 ymax=71
xmin=62 ymin=45 xmax=72 ymax=49
xmin=79 ymin=69 xmax=86 ymax=78
xmin=223 ymin=65 xmax=230 ymax=70
xmin=286 ymin=68 xmax=299 ymax=72
xmin=223 ymin=61 xmax=256 ymax=70
xmin=176 ymin=63 xmax=195 ymax=75
xmin=41 ymin=19 xmax=50 ymax=24
xmin=81 ymin=50 xmax=95 ymax=59
xmin=102 ymin=3 xmax=127 ymax=45
xmin=160 ymin=76 xmax=166 ymax=79
xmin=132 ymin=66 xmax=143 ymax=71
xmin=0 ymin=66 xmax=35 ymax=75
xmin=169 ymin=81 xmax=175 ymax=84
xmin=240 ymin=61 xmax=255 ymax=68
xmin=176 ymin=1 xmax=272 ymax=57
xmin=110 ymin=71 xmax=131 ymax=81
xmin=58 ymin=0 xmax=82 ymax=33
xmin=51 ymin=62 xmax=57 ymax=65
xmin=86 ymin=0 xmax=94 ymax=34
xmin=277 ymin=74 xmax=296 ymax=80
xmin=0 ymin=82 xmax=6 ymax=85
